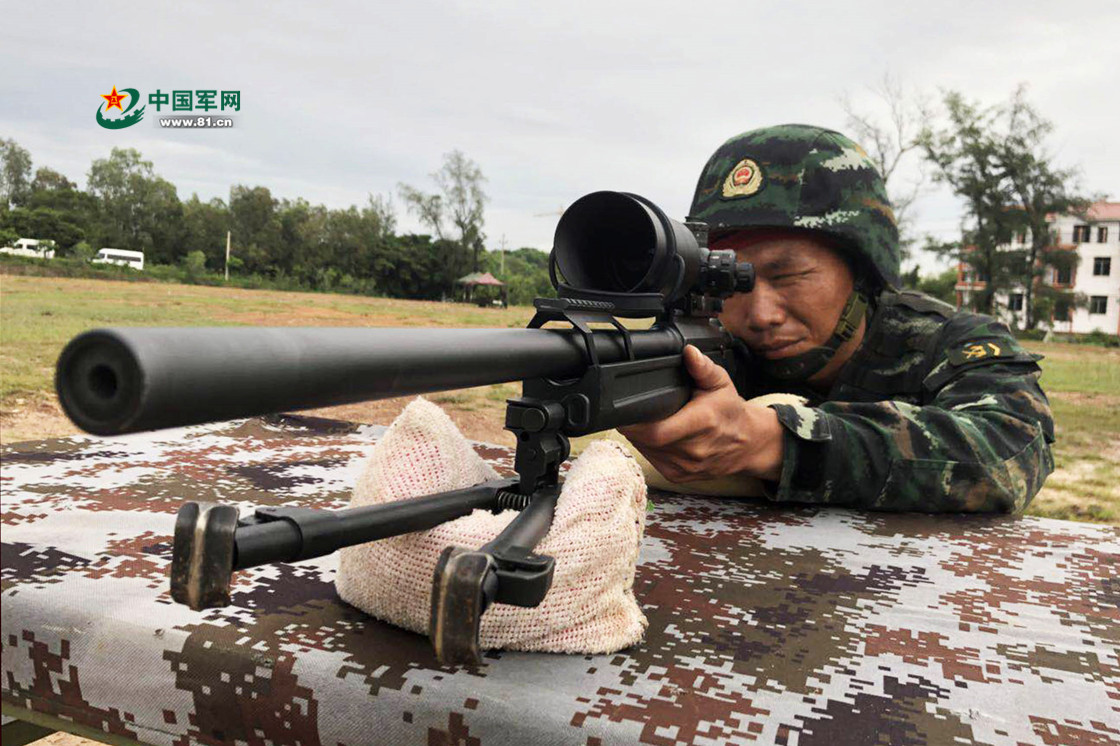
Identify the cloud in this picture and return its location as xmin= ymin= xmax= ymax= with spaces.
xmin=2 ymin=0 xmax=1116 ymax=276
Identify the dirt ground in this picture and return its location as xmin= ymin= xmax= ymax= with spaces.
xmin=0 ymin=388 xmax=517 ymax=448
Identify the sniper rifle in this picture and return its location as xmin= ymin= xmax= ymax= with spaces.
xmin=54 ymin=191 xmax=755 ymax=665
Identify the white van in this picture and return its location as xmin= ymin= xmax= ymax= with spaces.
xmin=92 ymin=248 xmax=145 ymax=270
xmin=0 ymin=238 xmax=55 ymax=259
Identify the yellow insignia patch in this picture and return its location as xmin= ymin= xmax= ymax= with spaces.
xmin=722 ymin=158 xmax=763 ymax=198
xmin=948 ymin=340 xmax=1009 ymax=366
xmin=966 ymin=342 xmax=999 ymax=359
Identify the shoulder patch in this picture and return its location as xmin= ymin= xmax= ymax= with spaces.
xmin=947 ymin=339 xmax=1014 ymax=366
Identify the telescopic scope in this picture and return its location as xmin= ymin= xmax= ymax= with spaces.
xmin=552 ymin=191 xmax=754 ymax=302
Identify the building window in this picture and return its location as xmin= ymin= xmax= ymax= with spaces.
xmin=1099 ymin=226 xmax=1109 ymax=243
xmin=1089 ymin=296 xmax=1108 ymax=315
xmin=1008 ymin=293 xmax=1024 ymax=311
xmin=1093 ymin=257 xmax=1112 ymax=276
xmin=1056 ymin=266 xmax=1073 ymax=284
xmin=1073 ymin=225 xmax=1092 ymax=242
xmin=1053 ymin=304 xmax=1070 ymax=322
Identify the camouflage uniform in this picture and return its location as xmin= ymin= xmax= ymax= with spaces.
xmin=689 ymin=125 xmax=1054 ymax=513
xmin=730 ymin=291 xmax=1055 ymax=513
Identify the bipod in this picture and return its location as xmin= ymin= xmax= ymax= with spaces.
xmin=169 ymin=396 xmax=569 ymax=667
xmin=428 ymin=396 xmax=571 ymax=665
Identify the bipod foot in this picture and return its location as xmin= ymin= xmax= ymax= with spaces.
xmin=430 ymin=547 xmax=493 ymax=667
xmin=428 ymin=486 xmax=560 ymax=666
xmin=170 ymin=501 xmax=239 ymax=610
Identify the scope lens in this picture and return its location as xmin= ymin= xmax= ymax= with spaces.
xmin=553 ymin=192 xmax=659 ymax=293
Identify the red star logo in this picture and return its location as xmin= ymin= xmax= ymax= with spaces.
xmin=101 ymin=86 xmax=128 ymax=112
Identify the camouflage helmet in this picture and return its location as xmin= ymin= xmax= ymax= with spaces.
xmin=688 ymin=124 xmax=900 ymax=289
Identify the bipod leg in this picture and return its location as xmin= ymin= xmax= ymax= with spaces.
xmin=170 ymin=477 xmax=519 ymax=611
xmin=429 ymin=483 xmax=560 ymax=666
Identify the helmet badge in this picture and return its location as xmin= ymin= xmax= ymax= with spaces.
xmin=721 ymin=158 xmax=763 ymax=198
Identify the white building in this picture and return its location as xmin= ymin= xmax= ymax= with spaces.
xmin=955 ymin=201 xmax=1120 ymax=335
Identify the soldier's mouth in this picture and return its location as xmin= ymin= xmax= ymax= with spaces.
xmin=754 ymin=339 xmax=804 ymax=358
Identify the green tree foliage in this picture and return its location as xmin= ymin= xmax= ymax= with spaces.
xmin=182 ymin=250 xmax=207 ymax=282
xmin=70 ymin=240 xmax=96 ymax=261
xmin=1 ymin=206 xmax=85 ymax=250
xmin=399 ymin=150 xmax=487 ymax=271
xmin=901 ymin=266 xmax=959 ymax=305
xmin=481 ymin=247 xmax=554 ymax=306
xmin=181 ymin=195 xmax=231 ymax=270
xmin=31 ymin=167 xmax=77 ymax=193
xmin=1 ymin=138 xmax=33 ymax=207
xmin=6 ymin=167 xmax=99 ymax=251
xmin=997 ymin=88 xmax=1090 ymax=328
xmin=920 ymin=88 xmax=1087 ymax=328
xmin=1 ymin=139 xmax=526 ymax=303
xmin=87 ymin=148 xmax=183 ymax=262
xmin=229 ymin=185 xmax=281 ymax=274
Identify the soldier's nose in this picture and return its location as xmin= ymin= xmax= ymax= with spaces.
xmin=744 ymin=284 xmax=786 ymax=331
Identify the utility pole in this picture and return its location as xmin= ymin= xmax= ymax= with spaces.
xmin=499 ymin=234 xmax=507 ymax=276
xmin=225 ymin=231 xmax=231 ymax=281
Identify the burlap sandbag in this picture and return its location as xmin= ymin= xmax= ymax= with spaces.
xmin=604 ymin=392 xmax=809 ymax=497
xmin=336 ymin=397 xmax=649 ymax=655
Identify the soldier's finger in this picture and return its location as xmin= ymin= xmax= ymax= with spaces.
xmin=635 ymin=404 xmax=713 ymax=447
xmin=683 ymin=345 xmax=732 ymax=392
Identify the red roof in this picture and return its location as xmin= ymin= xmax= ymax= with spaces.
xmin=464 ymin=272 xmax=505 ymax=286
xmin=1088 ymin=202 xmax=1120 ymax=221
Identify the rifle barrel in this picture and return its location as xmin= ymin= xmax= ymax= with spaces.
xmin=55 ymin=326 xmax=685 ymax=435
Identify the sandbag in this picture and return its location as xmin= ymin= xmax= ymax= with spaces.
xmin=336 ymin=397 xmax=649 ymax=655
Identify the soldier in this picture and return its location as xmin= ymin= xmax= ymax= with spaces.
xmin=620 ymin=124 xmax=1054 ymax=512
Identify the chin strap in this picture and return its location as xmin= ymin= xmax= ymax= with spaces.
xmin=763 ymin=290 xmax=869 ymax=381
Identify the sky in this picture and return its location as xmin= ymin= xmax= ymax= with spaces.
xmin=4 ymin=0 xmax=1118 ymax=275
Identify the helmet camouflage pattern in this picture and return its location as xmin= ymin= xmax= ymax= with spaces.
xmin=688 ymin=124 xmax=901 ymax=289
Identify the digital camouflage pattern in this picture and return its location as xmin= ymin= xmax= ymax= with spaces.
xmin=688 ymin=123 xmax=901 ymax=289
xmin=734 ymin=290 xmax=1056 ymax=514
xmin=4 ymin=414 xmax=1116 ymax=746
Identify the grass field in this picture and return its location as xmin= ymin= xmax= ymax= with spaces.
xmin=2 ymin=274 xmax=1117 ymax=524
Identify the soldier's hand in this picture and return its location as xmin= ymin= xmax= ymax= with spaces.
xmin=619 ymin=345 xmax=784 ymax=483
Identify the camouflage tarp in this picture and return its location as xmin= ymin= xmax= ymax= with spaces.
xmin=2 ymin=415 xmax=1117 ymax=745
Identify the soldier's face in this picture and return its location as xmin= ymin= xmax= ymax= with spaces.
xmin=714 ymin=230 xmax=856 ymax=362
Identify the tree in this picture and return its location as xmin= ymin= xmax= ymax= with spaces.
xmin=920 ymin=94 xmax=1027 ymax=316
xmin=30 ymin=167 xmax=77 ymax=193
xmin=87 ymin=148 xmax=182 ymax=261
xmin=481 ymin=246 xmax=553 ymax=306
xmin=920 ymin=89 xmax=1088 ymax=327
xmin=997 ymin=87 xmax=1090 ymax=328
xmin=840 ymin=74 xmax=930 ymax=261
xmin=901 ymin=266 xmax=959 ymax=305
xmin=229 ymin=185 xmax=281 ymax=275
xmin=0 ymin=138 xmax=32 ymax=207
xmin=182 ymin=195 xmax=231 ymax=270
xmin=182 ymin=250 xmax=207 ymax=282
xmin=399 ymin=150 xmax=487 ymax=270
xmin=21 ymin=166 xmax=97 ymax=250
xmin=1 ymin=206 xmax=86 ymax=249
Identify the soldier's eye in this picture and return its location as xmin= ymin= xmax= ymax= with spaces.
xmin=773 ymin=271 xmax=810 ymax=282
